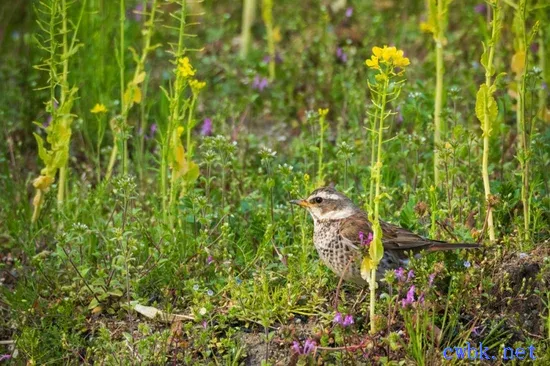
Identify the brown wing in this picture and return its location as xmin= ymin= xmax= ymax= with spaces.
xmin=338 ymin=212 xmax=436 ymax=252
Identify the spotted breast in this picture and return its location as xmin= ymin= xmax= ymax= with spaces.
xmin=313 ymin=219 xmax=365 ymax=284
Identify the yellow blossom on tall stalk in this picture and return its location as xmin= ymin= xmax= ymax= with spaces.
xmin=362 ymin=45 xmax=409 ymax=334
xmin=177 ymin=57 xmax=195 ymax=78
xmin=189 ymin=79 xmax=206 ymax=95
xmin=365 ymin=45 xmax=410 ymax=75
xmin=90 ymin=103 xmax=107 ymax=114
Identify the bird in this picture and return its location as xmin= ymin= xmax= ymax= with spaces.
xmin=290 ymin=186 xmax=480 ymax=285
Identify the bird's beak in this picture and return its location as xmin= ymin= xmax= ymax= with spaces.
xmin=290 ymin=199 xmax=310 ymax=208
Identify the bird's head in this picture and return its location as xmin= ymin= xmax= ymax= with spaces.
xmin=290 ymin=187 xmax=358 ymax=221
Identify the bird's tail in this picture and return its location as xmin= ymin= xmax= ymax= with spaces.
xmin=428 ymin=242 xmax=481 ymax=251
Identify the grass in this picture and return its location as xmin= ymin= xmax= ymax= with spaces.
xmin=1 ymin=0 xmax=549 ymax=364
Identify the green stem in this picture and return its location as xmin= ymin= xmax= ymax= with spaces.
xmin=106 ymin=142 xmax=118 ymax=181
xmin=481 ymin=4 xmax=498 ymax=243
xmin=369 ymin=98 xmax=380 ymax=203
xmin=515 ymin=0 xmax=529 ymax=243
xmin=31 ymin=190 xmax=44 ymax=224
xmin=240 ymin=0 xmax=256 ymax=58
xmin=163 ymin=0 xmax=186 ymax=223
xmin=57 ymin=0 xmax=69 ymax=206
xmin=370 ymin=77 xmax=389 ymax=335
xmin=120 ymin=0 xmax=127 ymax=176
xmin=433 ymin=0 xmax=445 ymax=187
xmin=318 ymin=116 xmax=325 ymax=186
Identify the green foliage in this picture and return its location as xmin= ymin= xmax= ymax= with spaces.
xmin=1 ymin=0 xmax=549 ymax=364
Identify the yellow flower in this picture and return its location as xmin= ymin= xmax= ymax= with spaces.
xmin=177 ymin=126 xmax=184 ymax=136
xmin=372 ymin=46 xmax=384 ymax=58
xmin=381 ymin=46 xmax=397 ymax=61
xmin=393 ymin=50 xmax=410 ymax=68
xmin=367 ymin=45 xmax=410 ymax=71
xmin=91 ymin=103 xmax=107 ymax=114
xmin=177 ymin=57 xmax=195 ymax=78
xmin=365 ymin=56 xmax=380 ymax=69
xmin=189 ymin=79 xmax=206 ymax=95
xmin=318 ymin=108 xmax=329 ymax=117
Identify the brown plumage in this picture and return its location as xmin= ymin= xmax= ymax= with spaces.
xmin=291 ymin=187 xmax=480 ymax=285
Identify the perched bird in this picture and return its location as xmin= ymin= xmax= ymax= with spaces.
xmin=291 ymin=187 xmax=480 ymax=285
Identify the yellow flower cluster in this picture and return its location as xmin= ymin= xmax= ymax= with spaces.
xmin=90 ymin=103 xmax=107 ymax=114
xmin=365 ymin=46 xmax=410 ymax=71
xmin=189 ymin=79 xmax=206 ymax=95
xmin=318 ymin=108 xmax=329 ymax=117
xmin=177 ymin=57 xmax=195 ymax=78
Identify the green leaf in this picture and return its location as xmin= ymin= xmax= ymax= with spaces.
xmin=369 ymin=221 xmax=384 ymax=264
xmin=108 ymin=289 xmax=123 ymax=297
xmin=88 ymin=298 xmax=99 ymax=310
xmin=475 ymin=84 xmax=498 ymax=134
xmin=33 ymin=133 xmax=52 ymax=166
xmin=480 ymin=42 xmax=489 ymax=72
xmin=183 ymin=161 xmax=200 ymax=184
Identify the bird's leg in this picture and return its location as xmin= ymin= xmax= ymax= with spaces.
xmin=333 ymin=257 xmax=355 ymax=309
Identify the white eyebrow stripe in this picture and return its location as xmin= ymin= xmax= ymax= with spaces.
xmin=315 ymin=192 xmax=341 ymax=200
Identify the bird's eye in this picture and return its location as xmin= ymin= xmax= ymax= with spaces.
xmin=311 ymin=197 xmax=323 ymax=204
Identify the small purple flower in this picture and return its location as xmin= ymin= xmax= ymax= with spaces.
xmin=345 ymin=7 xmax=353 ymax=18
xmin=428 ymin=273 xmax=436 ymax=286
xmin=303 ymin=339 xmax=317 ymax=355
xmin=336 ymin=47 xmax=348 ymax=63
xmin=291 ymin=341 xmax=302 ymax=354
xmin=133 ymin=3 xmax=144 ymax=22
xmin=418 ymin=292 xmax=425 ymax=304
xmin=206 ymin=255 xmax=214 ymax=265
xmin=401 ymin=285 xmax=416 ymax=308
xmin=146 ymin=123 xmax=157 ymax=140
xmin=395 ymin=267 xmax=406 ymax=282
xmin=202 ymin=320 xmax=208 ymax=329
xmin=407 ymin=270 xmax=415 ymax=281
xmin=201 ymin=118 xmax=213 ymax=136
xmin=206 ymin=289 xmax=214 ymax=296
xmin=530 ymin=42 xmax=539 ymax=54
xmin=333 ymin=311 xmax=343 ymax=325
xmin=359 ymin=232 xmax=373 ymax=247
xmin=252 ymin=76 xmax=269 ymax=92
xmin=474 ymin=3 xmax=487 ymax=15
xmin=396 ymin=105 xmax=403 ymax=124
xmin=43 ymin=100 xmax=59 ymax=128
xmin=463 ymin=260 xmax=471 ymax=268
xmin=0 ymin=355 xmax=11 ymax=362
xmin=44 ymin=115 xmax=52 ymax=128
xmin=343 ymin=315 xmax=354 ymax=327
